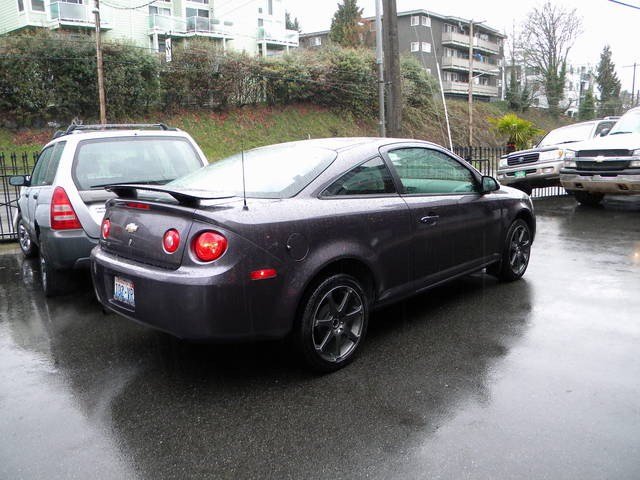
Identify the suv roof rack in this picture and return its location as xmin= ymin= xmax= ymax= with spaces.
xmin=54 ymin=123 xmax=177 ymax=138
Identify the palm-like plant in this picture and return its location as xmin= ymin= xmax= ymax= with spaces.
xmin=490 ymin=114 xmax=544 ymax=150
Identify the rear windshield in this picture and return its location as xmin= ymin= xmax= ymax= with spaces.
xmin=169 ymin=144 xmax=337 ymax=199
xmin=74 ymin=137 xmax=203 ymax=190
xmin=538 ymin=123 xmax=594 ymax=147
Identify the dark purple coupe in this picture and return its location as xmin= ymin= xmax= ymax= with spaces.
xmin=91 ymin=138 xmax=535 ymax=371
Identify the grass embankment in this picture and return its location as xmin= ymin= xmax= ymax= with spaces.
xmin=0 ymin=102 xmax=572 ymax=160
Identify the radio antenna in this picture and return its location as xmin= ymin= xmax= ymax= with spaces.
xmin=241 ymin=137 xmax=248 ymax=211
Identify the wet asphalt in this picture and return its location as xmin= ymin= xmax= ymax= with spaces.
xmin=1 ymin=196 xmax=639 ymax=480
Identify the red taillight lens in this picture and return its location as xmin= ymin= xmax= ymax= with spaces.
xmin=101 ymin=218 xmax=111 ymax=239
xmin=163 ymin=229 xmax=180 ymax=254
xmin=51 ymin=186 xmax=82 ymax=230
xmin=193 ymin=231 xmax=227 ymax=262
xmin=125 ymin=202 xmax=150 ymax=210
xmin=250 ymin=269 xmax=277 ymax=281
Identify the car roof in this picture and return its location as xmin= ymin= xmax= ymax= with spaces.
xmin=251 ymin=137 xmax=443 ymax=153
xmin=45 ymin=128 xmax=192 ymax=147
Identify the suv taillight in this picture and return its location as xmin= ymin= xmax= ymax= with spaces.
xmin=51 ymin=186 xmax=82 ymax=230
xmin=101 ymin=218 xmax=111 ymax=239
xmin=193 ymin=231 xmax=227 ymax=262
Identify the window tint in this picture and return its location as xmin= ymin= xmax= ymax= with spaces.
xmin=74 ymin=137 xmax=203 ymax=190
xmin=42 ymin=141 xmax=66 ymax=186
xmin=30 ymin=146 xmax=53 ymax=187
xmin=388 ymin=148 xmax=476 ymax=194
xmin=323 ymin=157 xmax=396 ymax=196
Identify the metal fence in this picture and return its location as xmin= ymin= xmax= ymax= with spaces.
xmin=0 ymin=152 xmax=37 ymax=241
xmin=0 ymin=146 xmax=568 ymax=242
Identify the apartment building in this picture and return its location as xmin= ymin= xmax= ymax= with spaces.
xmin=0 ymin=0 xmax=298 ymax=55
xmin=300 ymin=9 xmax=506 ymax=101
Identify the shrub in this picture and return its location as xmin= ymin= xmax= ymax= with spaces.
xmin=489 ymin=113 xmax=544 ymax=150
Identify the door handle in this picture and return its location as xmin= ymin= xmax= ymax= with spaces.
xmin=24 ymin=192 xmax=29 ymax=198
xmin=419 ymin=215 xmax=439 ymax=225
xmin=32 ymin=192 xmax=39 ymax=199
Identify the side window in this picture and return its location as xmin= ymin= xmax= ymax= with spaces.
xmin=42 ymin=141 xmax=66 ymax=186
xmin=30 ymin=146 xmax=54 ymax=187
xmin=323 ymin=157 xmax=396 ymax=196
xmin=387 ymin=148 xmax=477 ymax=194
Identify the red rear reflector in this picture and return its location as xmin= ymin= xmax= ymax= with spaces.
xmin=126 ymin=202 xmax=151 ymax=210
xmin=101 ymin=218 xmax=111 ymax=239
xmin=51 ymin=186 xmax=82 ymax=230
xmin=163 ymin=229 xmax=180 ymax=254
xmin=250 ymin=269 xmax=277 ymax=281
xmin=193 ymin=231 xmax=227 ymax=262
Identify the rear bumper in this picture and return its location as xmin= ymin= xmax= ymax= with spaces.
xmin=90 ymin=246 xmax=289 ymax=341
xmin=497 ymin=160 xmax=563 ymax=187
xmin=40 ymin=227 xmax=98 ymax=270
xmin=560 ymin=170 xmax=640 ymax=194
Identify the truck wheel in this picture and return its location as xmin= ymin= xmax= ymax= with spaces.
xmin=574 ymin=191 xmax=603 ymax=207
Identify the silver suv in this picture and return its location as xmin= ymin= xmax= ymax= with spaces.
xmin=9 ymin=124 xmax=209 ymax=296
xmin=560 ymin=107 xmax=640 ymax=206
xmin=497 ymin=118 xmax=618 ymax=194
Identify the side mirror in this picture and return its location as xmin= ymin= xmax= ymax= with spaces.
xmin=599 ymin=128 xmax=611 ymax=137
xmin=9 ymin=175 xmax=29 ymax=187
xmin=480 ymin=175 xmax=499 ymax=194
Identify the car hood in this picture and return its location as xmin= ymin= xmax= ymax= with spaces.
xmin=506 ymin=145 xmax=560 ymax=158
xmin=565 ymin=133 xmax=640 ymax=152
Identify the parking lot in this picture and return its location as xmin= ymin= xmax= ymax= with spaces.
xmin=1 ymin=196 xmax=639 ymax=480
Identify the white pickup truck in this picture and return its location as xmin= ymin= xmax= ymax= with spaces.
xmin=560 ymin=107 xmax=640 ymax=206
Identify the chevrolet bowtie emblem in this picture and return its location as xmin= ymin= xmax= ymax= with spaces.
xmin=595 ymin=156 xmax=605 ymax=162
xmin=125 ymin=223 xmax=139 ymax=233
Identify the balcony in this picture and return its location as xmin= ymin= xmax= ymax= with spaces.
xmin=441 ymin=31 xmax=500 ymax=54
xmin=441 ymin=56 xmax=499 ymax=75
xmin=148 ymin=14 xmax=187 ymax=35
xmin=186 ymin=16 xmax=234 ymax=37
xmin=257 ymin=27 xmax=299 ymax=47
xmin=50 ymin=1 xmax=111 ymax=29
xmin=441 ymin=80 xmax=499 ymax=98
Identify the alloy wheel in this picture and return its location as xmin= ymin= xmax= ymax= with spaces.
xmin=18 ymin=223 xmax=31 ymax=253
xmin=508 ymin=224 xmax=531 ymax=276
xmin=312 ymin=285 xmax=364 ymax=363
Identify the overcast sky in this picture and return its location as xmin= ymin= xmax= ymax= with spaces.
xmin=287 ymin=0 xmax=640 ymax=93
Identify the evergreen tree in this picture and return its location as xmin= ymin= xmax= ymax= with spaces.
xmin=578 ymin=86 xmax=596 ymax=120
xmin=596 ymin=45 xmax=622 ymax=116
xmin=329 ymin=0 xmax=365 ymax=48
xmin=285 ymin=11 xmax=300 ymax=32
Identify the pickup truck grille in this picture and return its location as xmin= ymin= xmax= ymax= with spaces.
xmin=576 ymin=160 xmax=629 ymax=171
xmin=576 ymin=149 xmax=631 ymax=158
xmin=507 ymin=153 xmax=539 ymax=166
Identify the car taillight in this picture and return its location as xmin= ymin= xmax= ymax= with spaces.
xmin=193 ymin=231 xmax=227 ymax=262
xmin=101 ymin=218 xmax=111 ymax=239
xmin=163 ymin=229 xmax=180 ymax=254
xmin=51 ymin=186 xmax=82 ymax=230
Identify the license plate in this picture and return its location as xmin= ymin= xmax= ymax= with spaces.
xmin=514 ymin=170 xmax=527 ymax=178
xmin=114 ymin=276 xmax=135 ymax=308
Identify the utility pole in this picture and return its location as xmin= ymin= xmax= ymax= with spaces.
xmin=374 ymin=0 xmax=385 ymax=137
xmin=468 ymin=20 xmax=474 ymax=146
xmin=382 ymin=0 xmax=402 ymax=137
xmin=94 ymin=0 xmax=107 ymax=125
xmin=632 ymin=62 xmax=637 ymax=107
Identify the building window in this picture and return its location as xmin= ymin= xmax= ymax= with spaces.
xmin=31 ymin=0 xmax=44 ymax=11
xmin=410 ymin=15 xmax=419 ymax=26
xmin=149 ymin=5 xmax=171 ymax=16
xmin=268 ymin=0 xmax=273 ymax=15
xmin=421 ymin=42 xmax=431 ymax=52
xmin=312 ymin=37 xmax=322 ymax=46
xmin=17 ymin=0 xmax=24 ymax=11
xmin=421 ymin=16 xmax=430 ymax=27
xmin=186 ymin=7 xmax=208 ymax=18
xmin=410 ymin=42 xmax=419 ymax=52
xmin=187 ymin=0 xmax=209 ymax=3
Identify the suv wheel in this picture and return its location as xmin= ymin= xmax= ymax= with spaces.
xmin=17 ymin=217 xmax=38 ymax=258
xmin=296 ymin=274 xmax=369 ymax=372
xmin=40 ymin=253 xmax=74 ymax=297
xmin=488 ymin=219 xmax=532 ymax=282
xmin=574 ymin=191 xmax=604 ymax=207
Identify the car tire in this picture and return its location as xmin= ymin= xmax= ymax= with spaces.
xmin=17 ymin=217 xmax=38 ymax=258
xmin=488 ymin=218 xmax=532 ymax=282
xmin=574 ymin=191 xmax=604 ymax=207
xmin=40 ymin=253 xmax=74 ymax=297
xmin=295 ymin=274 xmax=369 ymax=373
